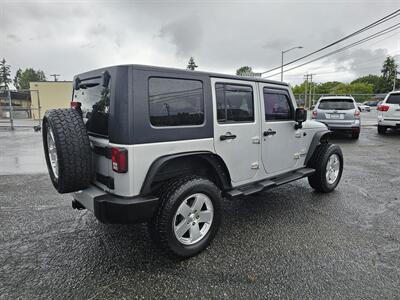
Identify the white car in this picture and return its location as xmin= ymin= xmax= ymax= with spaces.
xmin=358 ymin=103 xmax=371 ymax=112
xmin=377 ymin=91 xmax=400 ymax=134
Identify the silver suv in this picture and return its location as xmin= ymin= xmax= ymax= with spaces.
xmin=312 ymin=96 xmax=360 ymax=139
xmin=42 ymin=65 xmax=344 ymax=258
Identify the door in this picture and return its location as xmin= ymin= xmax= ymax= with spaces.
xmin=211 ymin=78 xmax=260 ymax=183
xmin=260 ymin=86 xmax=302 ymax=174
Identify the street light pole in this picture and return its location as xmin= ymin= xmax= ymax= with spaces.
xmin=281 ymin=46 xmax=303 ymax=82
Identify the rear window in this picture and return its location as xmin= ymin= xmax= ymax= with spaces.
xmin=73 ymin=76 xmax=111 ymax=137
xmin=387 ymin=94 xmax=400 ymax=104
xmin=149 ymin=77 xmax=204 ymax=127
xmin=318 ymin=99 xmax=355 ymax=110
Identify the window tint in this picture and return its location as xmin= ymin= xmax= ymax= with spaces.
xmin=387 ymin=94 xmax=400 ymax=104
xmin=215 ymin=83 xmax=254 ymax=122
xmin=318 ymin=99 xmax=355 ymax=110
xmin=263 ymin=90 xmax=293 ymax=121
xmin=149 ymin=78 xmax=204 ymax=126
xmin=74 ymin=77 xmax=111 ymax=137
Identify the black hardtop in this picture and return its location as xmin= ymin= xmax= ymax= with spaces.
xmin=74 ymin=64 xmax=289 ymax=87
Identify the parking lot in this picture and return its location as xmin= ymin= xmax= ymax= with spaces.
xmin=1 ymin=112 xmax=400 ymax=299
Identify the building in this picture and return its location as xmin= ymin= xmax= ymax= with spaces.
xmin=0 ymin=90 xmax=32 ymax=118
xmin=29 ymin=81 xmax=72 ymax=120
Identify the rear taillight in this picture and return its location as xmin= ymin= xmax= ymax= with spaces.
xmin=354 ymin=110 xmax=360 ymax=119
xmin=377 ymin=105 xmax=390 ymax=112
xmin=311 ymin=110 xmax=317 ymax=119
xmin=111 ymin=147 xmax=128 ymax=173
xmin=70 ymin=101 xmax=81 ymax=109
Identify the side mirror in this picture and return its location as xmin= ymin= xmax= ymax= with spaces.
xmin=295 ymin=108 xmax=307 ymax=129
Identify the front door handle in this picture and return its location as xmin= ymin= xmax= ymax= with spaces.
xmin=263 ymin=129 xmax=277 ymax=136
xmin=220 ymin=132 xmax=237 ymax=141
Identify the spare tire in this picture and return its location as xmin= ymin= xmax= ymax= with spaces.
xmin=42 ymin=108 xmax=92 ymax=193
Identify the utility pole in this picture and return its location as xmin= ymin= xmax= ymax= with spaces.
xmin=313 ymin=80 xmax=316 ymax=106
xmin=7 ymin=89 xmax=14 ymax=131
xmin=304 ymin=74 xmax=312 ymax=108
xmin=303 ymin=74 xmax=315 ymax=108
xmin=309 ymin=74 xmax=313 ymax=109
xmin=50 ymin=74 xmax=60 ymax=81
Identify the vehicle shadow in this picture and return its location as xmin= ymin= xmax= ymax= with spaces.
xmin=83 ymin=181 xmax=336 ymax=267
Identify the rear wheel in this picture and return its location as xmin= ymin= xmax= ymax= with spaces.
xmin=42 ymin=108 xmax=92 ymax=193
xmin=378 ymin=125 xmax=387 ymax=134
xmin=307 ymin=143 xmax=343 ymax=193
xmin=149 ymin=176 xmax=222 ymax=258
xmin=351 ymin=133 xmax=359 ymax=139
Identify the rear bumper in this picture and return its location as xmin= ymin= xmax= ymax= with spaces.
xmin=378 ymin=118 xmax=400 ymax=128
xmin=328 ymin=126 xmax=360 ymax=134
xmin=317 ymin=120 xmax=360 ymax=133
xmin=73 ymin=185 xmax=159 ymax=224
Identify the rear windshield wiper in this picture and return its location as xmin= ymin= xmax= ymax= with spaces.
xmin=78 ymin=82 xmax=100 ymax=89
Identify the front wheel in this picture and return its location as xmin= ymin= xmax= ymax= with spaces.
xmin=149 ymin=176 xmax=222 ymax=259
xmin=307 ymin=143 xmax=343 ymax=193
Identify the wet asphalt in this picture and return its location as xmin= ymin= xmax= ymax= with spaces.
xmin=1 ymin=113 xmax=400 ymax=299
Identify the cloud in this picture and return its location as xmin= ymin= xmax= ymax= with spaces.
xmin=6 ymin=34 xmax=20 ymax=43
xmin=262 ymin=38 xmax=294 ymax=51
xmin=158 ymin=14 xmax=203 ymax=57
xmin=0 ymin=0 xmax=398 ymax=86
xmin=325 ymin=48 xmax=389 ymax=77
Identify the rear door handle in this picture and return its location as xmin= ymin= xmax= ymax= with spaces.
xmin=263 ymin=129 xmax=277 ymax=136
xmin=220 ymin=133 xmax=237 ymax=141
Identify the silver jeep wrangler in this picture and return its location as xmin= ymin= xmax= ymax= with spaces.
xmin=42 ymin=65 xmax=343 ymax=258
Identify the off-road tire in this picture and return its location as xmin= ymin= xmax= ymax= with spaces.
xmin=377 ymin=125 xmax=387 ymax=134
xmin=149 ymin=176 xmax=222 ymax=259
xmin=42 ymin=108 xmax=92 ymax=193
xmin=307 ymin=143 xmax=343 ymax=193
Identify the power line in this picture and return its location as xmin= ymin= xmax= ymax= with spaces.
xmin=283 ymin=45 xmax=400 ymax=79
xmin=263 ymin=23 xmax=400 ymax=79
xmin=261 ymin=8 xmax=400 ymax=75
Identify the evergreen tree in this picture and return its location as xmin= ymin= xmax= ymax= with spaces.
xmin=13 ymin=68 xmax=47 ymax=90
xmin=0 ymin=58 xmax=12 ymax=90
xmin=236 ymin=66 xmax=254 ymax=76
xmin=187 ymin=57 xmax=198 ymax=70
xmin=380 ymin=56 xmax=398 ymax=92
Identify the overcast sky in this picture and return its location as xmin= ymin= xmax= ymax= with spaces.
xmin=1 ymin=0 xmax=399 ymax=87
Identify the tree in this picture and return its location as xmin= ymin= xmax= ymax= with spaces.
xmin=187 ymin=57 xmax=198 ymax=70
xmin=381 ymin=56 xmax=397 ymax=80
xmin=380 ymin=56 xmax=398 ymax=92
xmin=13 ymin=68 xmax=46 ymax=90
xmin=0 ymin=58 xmax=12 ymax=90
xmin=236 ymin=66 xmax=254 ymax=76
xmin=351 ymin=74 xmax=383 ymax=93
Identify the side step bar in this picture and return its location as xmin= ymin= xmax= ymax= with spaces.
xmin=225 ymin=168 xmax=315 ymax=199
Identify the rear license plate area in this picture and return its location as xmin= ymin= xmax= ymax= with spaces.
xmin=330 ymin=113 xmax=340 ymax=119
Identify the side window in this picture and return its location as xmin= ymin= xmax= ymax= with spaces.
xmin=215 ymin=83 xmax=254 ymax=123
xmin=149 ymin=77 xmax=204 ymax=126
xmin=263 ymin=89 xmax=293 ymax=121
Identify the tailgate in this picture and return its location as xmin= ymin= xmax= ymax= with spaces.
xmin=385 ymin=94 xmax=400 ymax=120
